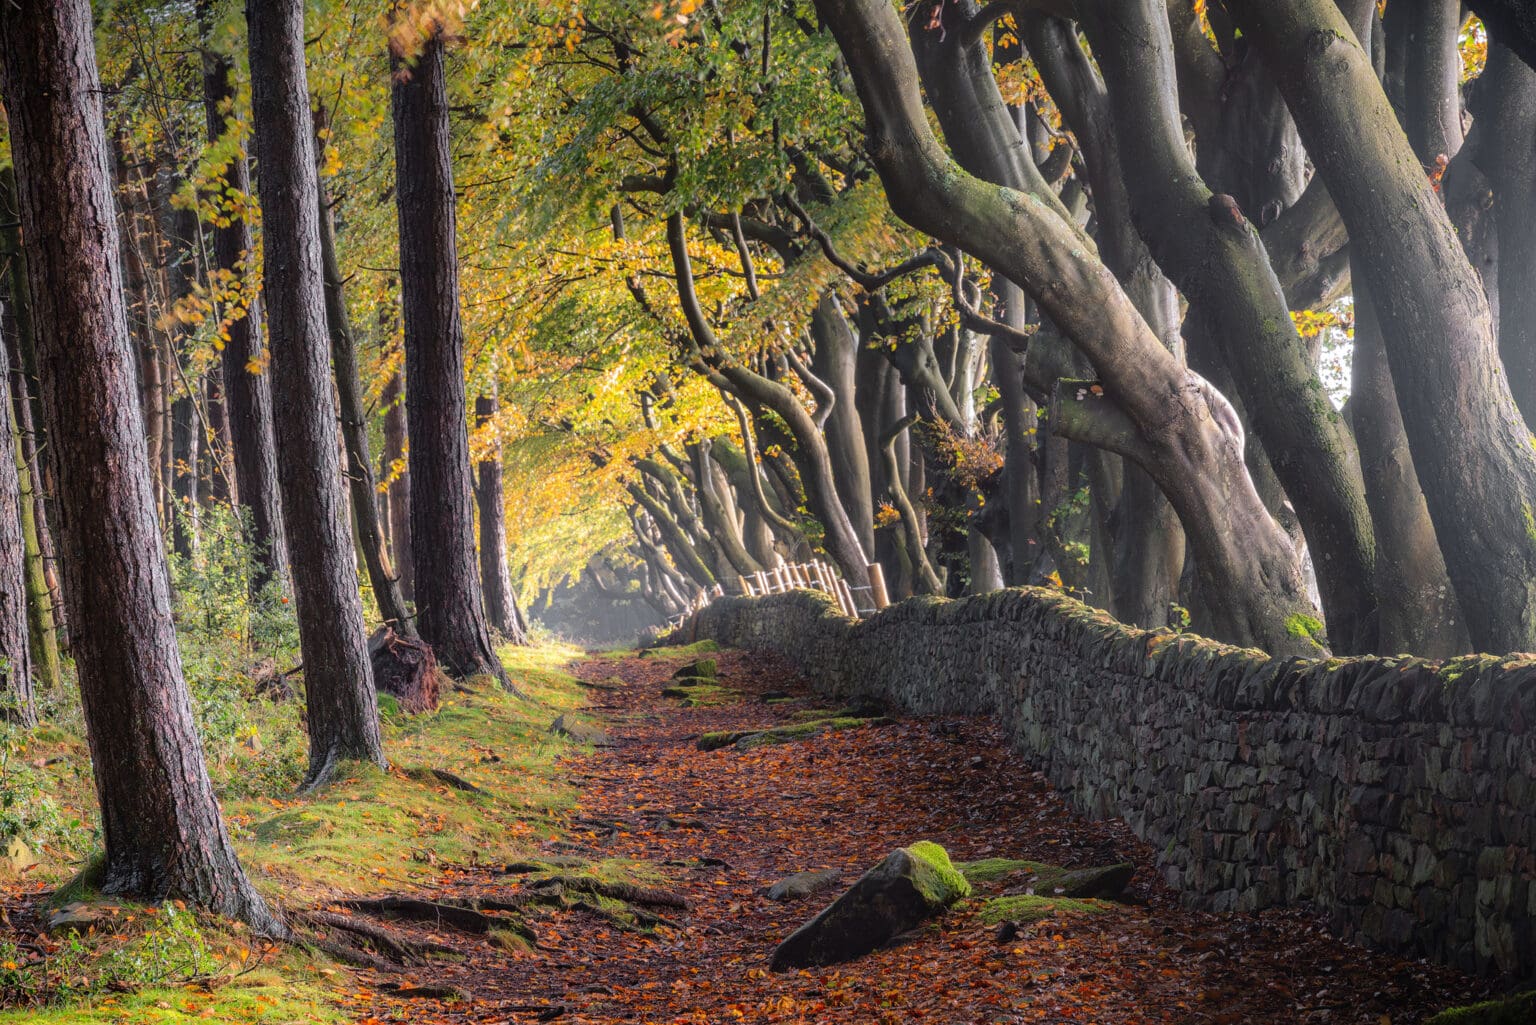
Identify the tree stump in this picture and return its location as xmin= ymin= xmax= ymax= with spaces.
xmin=368 ymin=626 xmax=441 ymax=713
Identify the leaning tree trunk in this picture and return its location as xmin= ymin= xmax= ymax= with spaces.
xmin=391 ymin=28 xmax=507 ymax=685
xmin=315 ymin=164 xmax=415 ymax=637
xmin=817 ymin=0 xmax=1320 ymax=656
xmin=199 ymin=5 xmax=286 ymax=594
xmin=0 ymin=338 xmax=33 ymax=724
xmin=0 ymin=0 xmax=281 ymax=932
xmin=246 ymin=0 xmax=384 ymax=782
xmin=1233 ymin=0 xmax=1536 ymax=654
xmin=473 ymin=391 xmax=527 ymax=644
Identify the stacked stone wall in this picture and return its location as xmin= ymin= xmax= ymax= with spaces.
xmin=673 ymin=587 xmax=1536 ymax=975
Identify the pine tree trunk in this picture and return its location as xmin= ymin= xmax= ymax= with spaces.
xmin=198 ymin=23 xmax=286 ymax=593
xmin=381 ymin=369 xmax=415 ymax=603
xmin=0 ymin=337 xmax=34 ymax=724
xmin=474 ymin=392 xmax=526 ymax=644
xmin=0 ymin=0 xmax=280 ymax=932
xmin=0 ymin=174 xmax=67 ymax=657
xmin=391 ymin=30 xmax=507 ymax=685
xmin=315 ymin=167 xmax=415 ymax=637
xmin=246 ymin=0 xmax=384 ymax=781
xmin=165 ymin=205 xmax=201 ymax=560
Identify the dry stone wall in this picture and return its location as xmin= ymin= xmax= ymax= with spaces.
xmin=672 ymin=587 xmax=1536 ymax=977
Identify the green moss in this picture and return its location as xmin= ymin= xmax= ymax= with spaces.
xmin=731 ymin=717 xmax=871 ymax=749
xmin=906 ymin=841 xmax=972 ymax=901
xmin=1284 ymin=613 xmax=1327 ymax=649
xmin=645 ymin=640 xmax=720 ymax=658
xmin=955 ymin=857 xmax=1049 ymax=884
xmin=0 ymin=973 xmax=347 ymax=1024
xmin=1426 ymin=991 xmax=1536 ymax=1025
xmin=1524 ymin=502 xmax=1536 ymax=547
xmin=48 ymin=853 xmax=105 ymax=907
xmin=977 ymin=893 xmax=1110 ymax=926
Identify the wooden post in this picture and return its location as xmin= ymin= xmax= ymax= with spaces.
xmin=772 ymin=567 xmax=787 ymax=592
xmin=868 ymin=562 xmax=890 ymax=610
xmin=842 ymin=577 xmax=861 ymax=618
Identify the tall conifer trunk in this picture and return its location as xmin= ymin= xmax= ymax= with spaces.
xmin=391 ymin=26 xmax=508 ymax=683
xmin=474 ymin=390 xmax=526 ymax=644
xmin=246 ymin=0 xmax=385 ymax=781
xmin=0 ymin=0 xmax=279 ymax=931
xmin=198 ymin=1 xmax=286 ymax=594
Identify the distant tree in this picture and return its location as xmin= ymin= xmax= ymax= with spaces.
xmin=198 ymin=0 xmax=286 ymax=595
xmin=475 ymin=389 xmax=527 ymax=644
xmin=0 ymin=0 xmax=280 ymax=930
xmin=246 ymin=0 xmax=385 ymax=782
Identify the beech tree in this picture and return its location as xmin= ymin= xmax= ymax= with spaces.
xmin=0 ymin=0 xmax=279 ymax=930
xmin=391 ymin=22 xmax=507 ymax=683
xmin=246 ymin=0 xmax=384 ymax=781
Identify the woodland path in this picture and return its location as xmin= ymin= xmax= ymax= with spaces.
xmin=344 ymin=647 xmax=1485 ymax=1025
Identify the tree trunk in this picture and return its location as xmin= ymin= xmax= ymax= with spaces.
xmin=315 ymin=164 xmax=415 ymax=637
xmin=1233 ymin=0 xmax=1536 ymax=653
xmin=817 ymin=0 xmax=1321 ymax=656
xmin=246 ymin=0 xmax=385 ymax=781
xmin=1350 ymin=274 xmax=1469 ymax=656
xmin=391 ymin=29 xmax=507 ymax=685
xmin=0 ymin=336 xmax=33 ymax=723
xmin=199 ymin=8 xmax=286 ymax=593
xmin=809 ymin=294 xmax=875 ymax=557
xmin=473 ymin=391 xmax=526 ymax=644
xmin=0 ymin=0 xmax=280 ymax=931
xmin=381 ymin=368 xmax=415 ymax=603
xmin=1473 ymin=45 xmax=1536 ymax=426
xmin=1071 ymin=1 xmax=1378 ymax=652
xmin=164 ymin=205 xmax=201 ymax=560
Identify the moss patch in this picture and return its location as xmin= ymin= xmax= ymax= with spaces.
xmin=955 ymin=857 xmax=1050 ymax=884
xmin=1426 ymin=991 xmax=1536 ymax=1025
xmin=906 ymin=841 xmax=972 ymax=901
xmin=226 ymin=644 xmax=586 ymax=898
xmin=642 ymin=640 xmax=719 ymax=658
xmin=977 ymin=893 xmax=1111 ymax=926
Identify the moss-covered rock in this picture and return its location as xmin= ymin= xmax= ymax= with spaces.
xmin=673 ymin=657 xmax=718 ymax=680
xmin=1426 ymin=992 xmax=1536 ymax=1025
xmin=955 ymin=857 xmax=1134 ymax=900
xmin=770 ymin=842 xmax=971 ymax=970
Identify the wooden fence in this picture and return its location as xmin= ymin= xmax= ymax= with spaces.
xmin=662 ymin=559 xmax=891 ymax=633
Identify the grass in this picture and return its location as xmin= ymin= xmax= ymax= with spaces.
xmin=0 ymin=640 xmax=596 ymax=1023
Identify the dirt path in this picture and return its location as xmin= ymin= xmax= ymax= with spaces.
xmin=351 ymin=646 xmax=1485 ymax=1024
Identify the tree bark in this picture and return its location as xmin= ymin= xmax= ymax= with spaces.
xmin=1071 ymin=1 xmax=1378 ymax=653
xmin=246 ymin=0 xmax=385 ymax=780
xmin=199 ymin=4 xmax=285 ymax=594
xmin=315 ymin=165 xmax=415 ymax=637
xmin=381 ymin=368 xmax=415 ymax=603
xmin=0 ymin=337 xmax=34 ymax=723
xmin=164 ymin=205 xmax=201 ymax=560
xmin=1233 ymin=0 xmax=1536 ymax=653
xmin=817 ymin=0 xmax=1319 ymax=654
xmin=473 ymin=391 xmax=527 ymax=644
xmin=0 ymin=0 xmax=280 ymax=931
xmin=391 ymin=29 xmax=507 ymax=684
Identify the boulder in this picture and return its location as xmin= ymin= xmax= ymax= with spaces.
xmin=763 ymin=869 xmax=842 ymax=902
xmin=46 ymin=901 xmax=124 ymax=935
xmin=548 ymin=714 xmax=611 ymax=747
xmin=770 ymin=842 xmax=971 ymax=970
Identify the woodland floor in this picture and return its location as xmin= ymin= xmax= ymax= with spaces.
xmin=0 ymin=645 xmax=1496 ymax=1024
xmin=313 ymin=646 xmax=1483 ymax=1025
